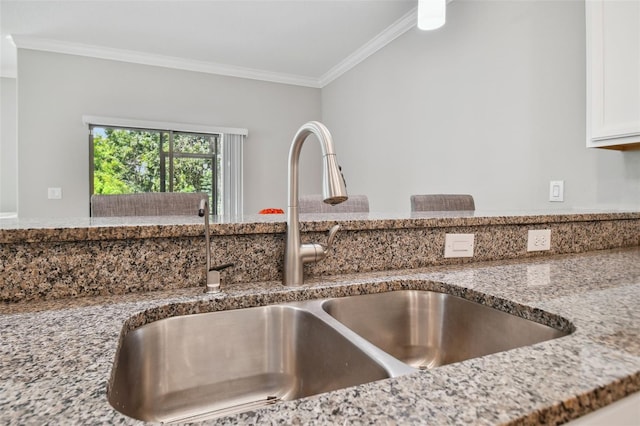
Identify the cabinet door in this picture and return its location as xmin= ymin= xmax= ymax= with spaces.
xmin=586 ymin=0 xmax=640 ymax=149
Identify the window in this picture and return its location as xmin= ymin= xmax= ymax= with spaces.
xmin=85 ymin=116 xmax=246 ymax=216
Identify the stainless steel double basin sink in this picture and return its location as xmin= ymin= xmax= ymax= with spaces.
xmin=108 ymin=290 xmax=570 ymax=423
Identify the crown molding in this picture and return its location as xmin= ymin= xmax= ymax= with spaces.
xmin=319 ymin=6 xmax=417 ymax=87
xmin=10 ymin=35 xmax=322 ymax=88
xmin=10 ymin=7 xmax=419 ymax=90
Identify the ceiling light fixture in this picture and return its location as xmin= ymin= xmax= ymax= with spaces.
xmin=417 ymin=0 xmax=446 ymax=31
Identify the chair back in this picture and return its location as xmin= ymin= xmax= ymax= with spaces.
xmin=410 ymin=194 xmax=475 ymax=212
xmin=91 ymin=192 xmax=208 ymax=217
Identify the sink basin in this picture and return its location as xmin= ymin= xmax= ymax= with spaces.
xmin=108 ymin=305 xmax=391 ymax=423
xmin=322 ymin=290 xmax=570 ymax=369
xmin=109 ymin=290 xmax=571 ymax=422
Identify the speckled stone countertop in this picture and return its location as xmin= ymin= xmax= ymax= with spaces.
xmin=1 ymin=248 xmax=639 ymax=425
xmin=1 ymin=209 xmax=639 ymax=243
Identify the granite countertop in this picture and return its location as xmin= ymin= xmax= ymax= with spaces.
xmin=1 ymin=209 xmax=639 ymax=243
xmin=1 ymin=248 xmax=639 ymax=424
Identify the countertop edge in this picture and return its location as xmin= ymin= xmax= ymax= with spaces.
xmin=1 ymin=211 xmax=639 ymax=243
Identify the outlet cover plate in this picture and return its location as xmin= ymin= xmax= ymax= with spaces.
xmin=444 ymin=233 xmax=475 ymax=258
xmin=527 ymin=229 xmax=551 ymax=251
xmin=47 ymin=187 xmax=62 ymax=200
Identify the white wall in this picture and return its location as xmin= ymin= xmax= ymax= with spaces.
xmin=322 ymin=0 xmax=640 ymax=213
xmin=1 ymin=76 xmax=17 ymax=214
xmin=12 ymin=1 xmax=640 ymax=218
xmin=17 ymin=50 xmax=322 ymax=217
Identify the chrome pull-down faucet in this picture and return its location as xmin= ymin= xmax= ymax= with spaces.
xmin=284 ymin=121 xmax=348 ymax=286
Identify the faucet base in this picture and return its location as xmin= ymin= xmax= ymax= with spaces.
xmin=206 ymin=285 xmax=220 ymax=294
xmin=206 ymin=270 xmax=221 ymax=293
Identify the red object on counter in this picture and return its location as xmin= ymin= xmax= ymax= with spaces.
xmin=258 ymin=208 xmax=284 ymax=214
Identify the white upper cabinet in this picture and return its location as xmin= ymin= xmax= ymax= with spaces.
xmin=586 ymin=0 xmax=640 ymax=150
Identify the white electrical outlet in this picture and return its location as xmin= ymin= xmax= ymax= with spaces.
xmin=527 ymin=229 xmax=551 ymax=251
xmin=47 ymin=187 xmax=62 ymax=200
xmin=444 ymin=233 xmax=474 ymax=258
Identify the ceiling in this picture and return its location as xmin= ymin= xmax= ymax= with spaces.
xmin=0 ymin=0 xmax=417 ymax=87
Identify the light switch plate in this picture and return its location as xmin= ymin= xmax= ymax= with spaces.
xmin=444 ymin=233 xmax=474 ymax=258
xmin=549 ymin=180 xmax=564 ymax=202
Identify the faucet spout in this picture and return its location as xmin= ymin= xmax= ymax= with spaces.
xmin=284 ymin=121 xmax=348 ymax=286
xmin=199 ymin=199 xmax=234 ymax=293
xmin=198 ymin=198 xmax=218 ymax=293
xmin=198 ymin=198 xmax=211 ymax=277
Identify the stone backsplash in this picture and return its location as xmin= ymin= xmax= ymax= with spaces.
xmin=1 ymin=212 xmax=638 ymax=302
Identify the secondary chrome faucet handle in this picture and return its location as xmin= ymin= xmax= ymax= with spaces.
xmin=211 ymin=262 xmax=234 ymax=272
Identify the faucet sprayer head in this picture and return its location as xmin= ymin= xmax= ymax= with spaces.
xmin=322 ymin=154 xmax=348 ymax=205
